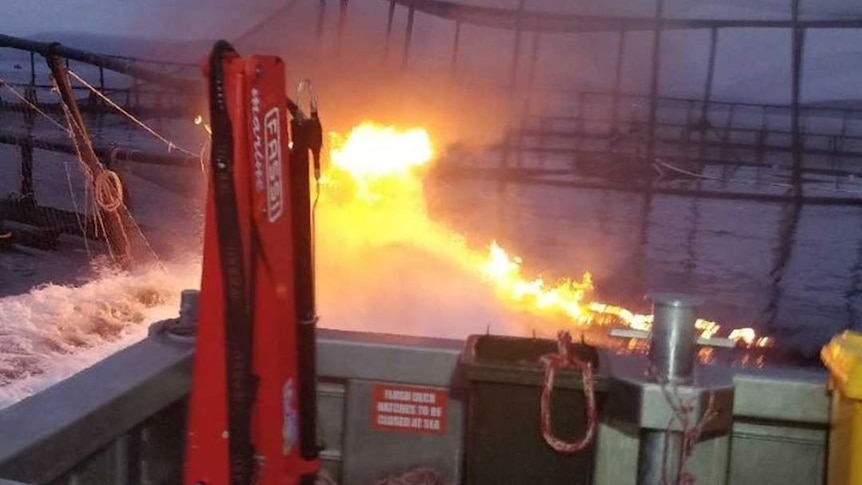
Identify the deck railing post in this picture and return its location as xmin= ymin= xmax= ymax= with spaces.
xmin=637 ymin=294 xmax=701 ymax=485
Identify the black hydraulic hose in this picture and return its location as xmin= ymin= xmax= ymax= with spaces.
xmin=289 ymin=110 xmax=322 ymax=466
xmin=208 ymin=39 xmax=256 ymax=485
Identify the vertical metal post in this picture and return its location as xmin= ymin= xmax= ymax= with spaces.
xmin=133 ymin=75 xmax=140 ymax=109
xmin=501 ymin=0 xmax=527 ymax=175
xmin=383 ymin=0 xmax=396 ymax=62
xmin=790 ymin=0 xmax=805 ymax=198
xmin=29 ymin=51 xmax=36 ymax=86
xmin=573 ymin=90 xmax=586 ymax=172
xmin=508 ymin=0 xmax=527 ymax=90
xmin=646 ymin=0 xmax=665 ymax=165
xmin=701 ymin=28 xmax=718 ymax=122
xmin=682 ymin=100 xmax=693 ymax=164
xmin=516 ymin=31 xmax=541 ymax=168
xmin=22 ymin=53 xmax=36 ymax=200
xmin=763 ymin=199 xmax=802 ymax=327
xmin=335 ymin=0 xmax=348 ymax=57
xmin=635 ymin=0 xmax=664 ymax=293
xmin=99 ymin=66 xmax=105 ymax=91
xmin=639 ymin=432 xmax=684 ymax=485
xmin=450 ymin=20 xmax=462 ymax=75
xmin=699 ymin=28 xmax=718 ymax=165
xmin=836 ymin=110 xmax=850 ymax=189
xmin=180 ymin=289 xmax=200 ymax=328
xmin=637 ymin=294 xmax=701 ymax=485
xmin=401 ymin=2 xmax=415 ymax=69
xmin=316 ymin=0 xmax=327 ymax=41
xmin=611 ymin=29 xmax=626 ymax=134
xmin=19 ymin=143 xmax=34 ymax=200
xmin=719 ymin=105 xmax=735 ymax=180
xmin=648 ymin=294 xmax=700 ymax=383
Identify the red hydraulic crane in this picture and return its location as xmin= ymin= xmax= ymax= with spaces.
xmin=184 ymin=41 xmax=322 ymax=485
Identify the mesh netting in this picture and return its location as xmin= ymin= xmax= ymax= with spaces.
xmin=0 ymin=53 xmax=203 ymax=271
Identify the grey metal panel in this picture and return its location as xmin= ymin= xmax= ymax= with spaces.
xmin=606 ymin=356 xmax=735 ymax=431
xmin=728 ymin=421 xmax=826 ymax=485
xmin=0 ymin=480 xmax=34 ymax=485
xmin=317 ymin=381 xmax=346 ymax=483
xmin=317 ymin=329 xmax=464 ymax=387
xmin=0 ymin=335 xmax=193 ymax=484
xmin=732 ymin=369 xmax=829 ymax=424
xmin=685 ymin=435 xmax=731 ymax=485
xmin=340 ymin=380 xmax=464 ymax=485
xmin=316 ymin=330 xmax=466 ymax=483
xmin=0 ymin=326 xmax=835 ymax=485
xmin=593 ymin=422 xmax=639 ymax=485
xmin=139 ymin=400 xmax=187 ymax=485
xmin=595 ymin=421 xmax=731 ymax=485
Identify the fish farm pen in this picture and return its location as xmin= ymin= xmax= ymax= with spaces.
xmin=3 ymin=0 xmax=862 ymax=261
xmin=3 ymin=1 xmax=862 ymax=252
xmin=0 ymin=33 xmax=202 ymax=260
xmin=1 ymin=0 xmax=862 ymax=484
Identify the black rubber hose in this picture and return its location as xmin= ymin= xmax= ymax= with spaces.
xmin=208 ymin=39 xmax=256 ymax=485
xmin=289 ymin=116 xmax=322 ymax=463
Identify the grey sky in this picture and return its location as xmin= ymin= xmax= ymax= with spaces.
xmin=2 ymin=0 xmax=861 ymax=103
xmin=0 ymin=0 xmax=286 ymax=40
xmin=2 ymin=0 xmax=859 ymax=40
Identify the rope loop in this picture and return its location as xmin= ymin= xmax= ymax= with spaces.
xmin=94 ymin=169 xmax=124 ymax=212
xmin=539 ymin=330 xmax=597 ymax=454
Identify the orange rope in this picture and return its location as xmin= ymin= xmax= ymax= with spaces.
xmin=94 ymin=170 xmax=124 ymax=212
xmin=647 ymin=365 xmax=719 ymax=485
xmin=539 ymin=330 xmax=597 ymax=454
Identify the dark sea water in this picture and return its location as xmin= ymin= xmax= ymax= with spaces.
xmin=427 ymin=165 xmax=862 ymax=358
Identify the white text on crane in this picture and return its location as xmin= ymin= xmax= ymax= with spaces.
xmin=251 ymin=88 xmax=284 ymax=223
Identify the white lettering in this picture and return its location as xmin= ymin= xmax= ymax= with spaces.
xmin=250 ymin=89 xmax=265 ymax=192
xmin=263 ymin=106 xmax=283 ymax=222
xmin=384 ymin=390 xmax=412 ymax=402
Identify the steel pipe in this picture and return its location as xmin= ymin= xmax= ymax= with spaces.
xmin=648 ymin=293 xmax=701 ymax=384
xmin=637 ymin=293 xmax=701 ymax=485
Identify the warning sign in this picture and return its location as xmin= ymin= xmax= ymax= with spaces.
xmin=372 ymin=384 xmax=447 ymax=435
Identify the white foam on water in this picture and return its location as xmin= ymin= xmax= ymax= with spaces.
xmin=0 ymin=258 xmax=201 ymax=411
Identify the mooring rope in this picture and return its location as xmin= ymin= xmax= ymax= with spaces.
xmin=646 ymin=365 xmax=719 ymax=485
xmin=538 ymin=330 xmax=597 ymax=454
xmin=67 ymin=69 xmax=199 ymax=158
xmin=0 ymin=77 xmax=72 ymax=134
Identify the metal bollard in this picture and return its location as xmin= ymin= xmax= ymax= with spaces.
xmin=638 ymin=293 xmax=702 ymax=485
xmin=178 ymin=289 xmax=200 ymax=329
xmin=648 ymin=293 xmax=701 ymax=384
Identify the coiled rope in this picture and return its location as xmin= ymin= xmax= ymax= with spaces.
xmin=94 ymin=170 xmax=124 ymax=212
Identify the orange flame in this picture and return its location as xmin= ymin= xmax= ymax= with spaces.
xmin=319 ymin=121 xmax=771 ymax=349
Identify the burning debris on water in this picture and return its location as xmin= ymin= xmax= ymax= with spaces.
xmin=315 ymin=121 xmax=771 ymax=349
xmin=0 ymin=115 xmax=772 ymax=409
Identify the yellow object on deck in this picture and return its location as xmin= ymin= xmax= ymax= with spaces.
xmin=822 ymin=330 xmax=862 ymax=485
